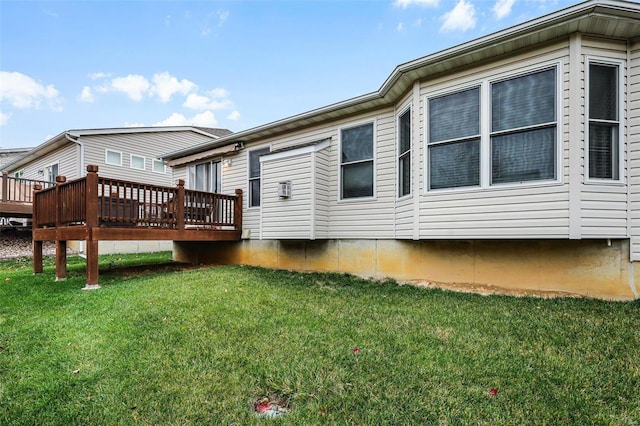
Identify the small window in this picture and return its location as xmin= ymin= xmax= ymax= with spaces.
xmin=341 ymin=122 xmax=374 ymax=199
xmin=153 ymin=159 xmax=166 ymax=174
xmin=131 ymin=155 xmax=145 ymax=170
xmin=105 ymin=149 xmax=122 ymax=166
xmin=14 ymin=170 xmax=24 ymax=179
xmin=398 ymin=109 xmax=411 ymax=197
xmin=428 ymin=87 xmax=480 ymax=190
xmin=249 ymin=147 xmax=270 ymax=207
xmin=588 ymin=62 xmax=620 ymax=180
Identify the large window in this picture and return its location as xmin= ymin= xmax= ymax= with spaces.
xmin=398 ymin=109 xmax=411 ymax=197
xmin=428 ymin=87 xmax=480 ymax=190
xmin=188 ymin=161 xmax=221 ymax=192
xmin=341 ymin=122 xmax=374 ymax=199
xmin=588 ymin=62 xmax=620 ymax=180
xmin=491 ymin=68 xmax=557 ymax=184
xmin=249 ymin=147 xmax=270 ymax=207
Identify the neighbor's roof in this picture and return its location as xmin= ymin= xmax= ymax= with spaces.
xmin=2 ymin=126 xmax=231 ymax=172
xmin=163 ymin=0 xmax=640 ymax=161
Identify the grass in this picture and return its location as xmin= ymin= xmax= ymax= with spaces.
xmin=0 ymin=252 xmax=639 ymax=425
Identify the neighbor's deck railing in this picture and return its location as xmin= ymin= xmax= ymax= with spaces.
xmin=1 ymin=171 xmax=55 ymax=204
xmin=33 ymin=165 xmax=243 ymax=231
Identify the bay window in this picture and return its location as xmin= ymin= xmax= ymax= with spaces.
xmin=398 ymin=109 xmax=411 ymax=197
xmin=588 ymin=62 xmax=620 ymax=180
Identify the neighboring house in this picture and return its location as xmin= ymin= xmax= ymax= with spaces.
xmin=3 ymin=126 xmax=231 ymax=252
xmin=0 ymin=148 xmax=32 ymax=170
xmin=163 ymin=0 xmax=640 ymax=300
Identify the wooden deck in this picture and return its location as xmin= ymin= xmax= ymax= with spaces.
xmin=0 ymin=172 xmax=54 ymax=219
xmin=32 ymin=165 xmax=242 ymax=288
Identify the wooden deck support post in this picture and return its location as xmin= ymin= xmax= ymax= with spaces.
xmin=84 ymin=165 xmax=100 ymax=290
xmin=234 ymin=189 xmax=243 ymax=232
xmin=33 ymin=183 xmax=43 ymax=274
xmin=54 ymin=175 xmax=67 ymax=281
xmin=176 ymin=179 xmax=185 ymax=230
xmin=1 ymin=172 xmax=7 ymax=203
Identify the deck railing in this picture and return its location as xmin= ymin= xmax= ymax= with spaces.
xmin=1 ymin=172 xmax=54 ymax=204
xmin=33 ymin=165 xmax=243 ymax=231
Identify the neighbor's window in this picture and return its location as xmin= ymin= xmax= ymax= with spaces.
xmin=105 ymin=149 xmax=122 ymax=166
xmin=341 ymin=122 xmax=374 ymax=199
xmin=428 ymin=87 xmax=480 ymax=190
xmin=398 ymin=109 xmax=411 ymax=197
xmin=153 ymin=158 xmax=166 ymax=174
xmin=131 ymin=154 xmax=145 ymax=170
xmin=14 ymin=170 xmax=24 ymax=179
xmin=588 ymin=62 xmax=620 ymax=180
xmin=249 ymin=147 xmax=270 ymax=207
xmin=189 ymin=161 xmax=221 ymax=192
xmin=491 ymin=68 xmax=557 ymax=184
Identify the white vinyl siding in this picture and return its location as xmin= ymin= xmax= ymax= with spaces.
xmin=315 ymin=148 xmax=330 ymax=239
xmin=629 ymin=39 xmax=640 ymax=259
xmin=7 ymin=143 xmax=80 ymax=182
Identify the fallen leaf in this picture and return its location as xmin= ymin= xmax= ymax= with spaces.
xmin=4 ymin=278 xmax=10 ymax=282
xmin=352 ymin=347 xmax=360 ymax=355
xmin=72 ymin=369 xmax=80 ymax=374
xmin=488 ymin=388 xmax=499 ymax=396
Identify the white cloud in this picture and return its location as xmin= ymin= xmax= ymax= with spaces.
xmin=394 ymin=0 xmax=439 ymax=8
xmin=440 ymin=0 xmax=477 ymax=33
xmin=124 ymin=122 xmax=146 ymax=128
xmin=183 ymin=91 xmax=233 ymax=111
xmin=153 ymin=111 xmax=218 ymax=127
xmin=89 ymin=72 xmax=110 ymax=80
xmin=0 ymin=111 xmax=11 ymax=126
xmin=217 ymin=9 xmax=229 ymax=26
xmin=227 ymin=110 xmax=241 ymax=121
xmin=78 ymin=86 xmax=94 ymax=103
xmin=397 ymin=22 xmax=405 ymax=32
xmin=0 ymin=71 xmax=62 ymax=111
xmin=151 ymin=72 xmax=197 ymax=103
xmin=201 ymin=9 xmax=230 ymax=36
xmin=493 ymin=0 xmax=516 ymax=19
xmin=110 ymin=74 xmax=150 ymax=101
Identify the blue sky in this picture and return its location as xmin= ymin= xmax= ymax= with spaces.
xmin=0 ymin=0 xmax=576 ymax=149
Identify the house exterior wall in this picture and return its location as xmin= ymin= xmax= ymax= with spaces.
xmin=11 ymin=142 xmax=80 ymax=181
xmin=629 ymin=38 xmax=640 ymax=260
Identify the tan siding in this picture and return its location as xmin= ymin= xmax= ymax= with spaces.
xmin=82 ymin=131 xmax=214 ymax=186
xmin=315 ymin=148 xmax=330 ymax=238
xmin=262 ymin=155 xmax=313 ymax=239
xmin=629 ymin=39 xmax=640 ymax=259
xmin=8 ymin=142 xmax=79 ymax=181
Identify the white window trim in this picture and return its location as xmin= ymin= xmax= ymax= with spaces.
xmin=338 ymin=119 xmax=377 ymax=203
xmin=130 ymin=154 xmax=146 ymax=170
xmin=397 ymin=104 xmax=412 ymax=200
xmin=153 ymin=158 xmax=166 ymax=174
xmin=105 ymin=149 xmax=123 ymax=166
xmin=44 ymin=162 xmax=60 ymax=182
xmin=423 ymin=60 xmax=563 ymax=194
xmin=247 ymin=145 xmax=271 ymax=209
xmin=584 ymin=56 xmax=625 ymax=185
xmin=14 ymin=169 xmax=24 ymax=179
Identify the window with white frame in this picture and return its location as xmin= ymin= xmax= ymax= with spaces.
xmin=428 ymin=87 xmax=480 ymax=190
xmin=105 ymin=149 xmax=122 ymax=166
xmin=398 ymin=108 xmax=411 ymax=197
xmin=341 ymin=122 xmax=374 ymax=199
xmin=153 ymin=158 xmax=166 ymax=174
xmin=131 ymin=154 xmax=145 ymax=170
xmin=249 ymin=147 xmax=270 ymax=207
xmin=188 ymin=161 xmax=221 ymax=193
xmin=14 ymin=170 xmax=24 ymax=179
xmin=491 ymin=67 xmax=557 ymax=184
xmin=426 ymin=65 xmax=558 ymax=191
xmin=588 ymin=61 xmax=620 ymax=180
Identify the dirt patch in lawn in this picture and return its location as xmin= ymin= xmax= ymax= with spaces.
xmin=405 ymin=279 xmax=583 ymax=299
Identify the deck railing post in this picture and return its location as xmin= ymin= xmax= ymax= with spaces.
xmin=84 ymin=165 xmax=100 ymax=289
xmin=1 ymin=172 xmax=7 ymax=203
xmin=234 ymin=189 xmax=243 ymax=232
xmin=54 ymin=175 xmax=67 ymax=281
xmin=33 ymin=183 xmax=43 ymax=275
xmin=176 ymin=179 xmax=185 ymax=230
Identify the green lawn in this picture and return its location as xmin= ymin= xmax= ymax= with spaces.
xmin=0 ymin=252 xmax=639 ymax=425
